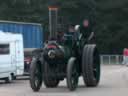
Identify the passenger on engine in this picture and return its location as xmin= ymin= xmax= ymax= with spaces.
xmin=64 ymin=24 xmax=78 ymax=41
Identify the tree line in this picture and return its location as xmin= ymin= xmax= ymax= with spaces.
xmin=0 ymin=0 xmax=128 ymax=54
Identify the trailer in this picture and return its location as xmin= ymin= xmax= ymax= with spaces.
xmin=0 ymin=20 xmax=43 ymax=73
xmin=0 ymin=32 xmax=24 ymax=82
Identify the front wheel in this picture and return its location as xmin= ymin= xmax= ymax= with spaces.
xmin=30 ymin=57 xmax=43 ymax=92
xmin=67 ymin=57 xmax=79 ymax=91
xmin=43 ymin=62 xmax=60 ymax=88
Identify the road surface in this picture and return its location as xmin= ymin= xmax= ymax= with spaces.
xmin=0 ymin=65 xmax=128 ymax=96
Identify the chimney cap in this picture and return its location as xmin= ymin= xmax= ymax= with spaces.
xmin=48 ymin=6 xmax=59 ymax=10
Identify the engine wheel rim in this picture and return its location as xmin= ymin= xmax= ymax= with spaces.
xmin=93 ymin=49 xmax=100 ymax=82
xmin=34 ymin=65 xmax=41 ymax=87
xmin=71 ymin=62 xmax=78 ymax=88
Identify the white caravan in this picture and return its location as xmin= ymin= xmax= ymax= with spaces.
xmin=0 ymin=32 xmax=24 ymax=82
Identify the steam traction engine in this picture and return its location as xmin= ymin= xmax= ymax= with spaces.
xmin=30 ymin=5 xmax=100 ymax=91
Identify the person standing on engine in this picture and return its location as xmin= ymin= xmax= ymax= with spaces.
xmin=79 ymin=19 xmax=94 ymax=43
xmin=67 ymin=24 xmax=78 ymax=40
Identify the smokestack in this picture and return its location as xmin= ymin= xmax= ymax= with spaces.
xmin=48 ymin=5 xmax=58 ymax=39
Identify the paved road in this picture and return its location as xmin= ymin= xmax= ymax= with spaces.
xmin=0 ymin=65 xmax=128 ymax=96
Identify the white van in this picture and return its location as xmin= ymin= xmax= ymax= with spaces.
xmin=0 ymin=32 xmax=24 ymax=82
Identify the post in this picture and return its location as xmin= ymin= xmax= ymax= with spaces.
xmin=100 ymin=55 xmax=103 ymax=64
xmin=109 ymin=55 xmax=111 ymax=65
xmin=116 ymin=55 xmax=119 ymax=65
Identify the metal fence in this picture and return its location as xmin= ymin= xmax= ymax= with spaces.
xmin=100 ymin=55 xmax=123 ymax=65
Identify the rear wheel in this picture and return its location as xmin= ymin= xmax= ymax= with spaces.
xmin=82 ymin=44 xmax=100 ymax=87
xmin=5 ymin=75 xmax=13 ymax=83
xmin=30 ymin=57 xmax=43 ymax=92
xmin=67 ymin=57 xmax=79 ymax=91
xmin=44 ymin=62 xmax=60 ymax=88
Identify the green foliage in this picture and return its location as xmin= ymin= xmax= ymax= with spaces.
xmin=96 ymin=0 xmax=128 ymax=54
xmin=0 ymin=0 xmax=127 ymax=54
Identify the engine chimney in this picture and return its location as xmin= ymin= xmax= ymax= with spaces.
xmin=48 ymin=5 xmax=58 ymax=39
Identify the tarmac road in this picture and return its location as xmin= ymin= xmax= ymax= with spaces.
xmin=0 ymin=65 xmax=128 ymax=96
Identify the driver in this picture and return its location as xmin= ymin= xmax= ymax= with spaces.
xmin=79 ymin=19 xmax=94 ymax=42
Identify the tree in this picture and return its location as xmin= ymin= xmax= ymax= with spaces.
xmin=0 ymin=0 xmax=127 ymax=54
